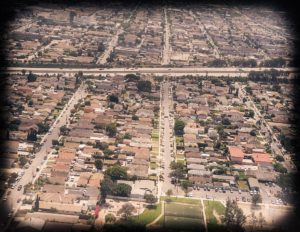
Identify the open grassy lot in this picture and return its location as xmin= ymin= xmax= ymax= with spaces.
xmin=164 ymin=216 xmax=205 ymax=231
xmin=165 ymin=202 xmax=202 ymax=219
xmin=161 ymin=197 xmax=201 ymax=205
xmin=131 ymin=203 xmax=162 ymax=226
xmin=176 ymin=153 xmax=185 ymax=160
xmin=160 ymin=200 xmax=205 ymax=232
xmin=204 ymin=200 xmax=225 ymax=223
xmin=175 ymin=136 xmax=184 ymax=146
xmin=237 ymin=180 xmax=249 ymax=191
xmin=204 ymin=200 xmax=227 ymax=232
xmin=150 ymin=162 xmax=157 ymax=169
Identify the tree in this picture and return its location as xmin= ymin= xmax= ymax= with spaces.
xmin=132 ymin=115 xmax=139 ymax=120
xmin=144 ymin=193 xmax=157 ymax=205
xmin=97 ymin=42 xmax=105 ymax=53
xmin=69 ymin=11 xmax=76 ymax=24
xmin=125 ymin=73 xmax=140 ymax=82
xmin=252 ymin=194 xmax=262 ymax=206
xmin=95 ymin=159 xmax=103 ymax=170
xmin=166 ymin=189 xmax=173 ymax=197
xmin=34 ymin=195 xmax=40 ymax=211
xmin=273 ymin=162 xmax=287 ymax=173
xmin=52 ymin=139 xmax=59 ymax=146
xmin=250 ymin=130 xmax=256 ymax=136
xmin=181 ymin=181 xmax=190 ymax=196
xmin=275 ymin=155 xmax=284 ymax=162
xmin=123 ymin=133 xmax=132 ymax=139
xmin=37 ymin=123 xmax=49 ymax=133
xmin=257 ymin=212 xmax=266 ymax=228
xmin=21 ymin=69 xmax=26 ymax=75
xmin=249 ymin=212 xmax=257 ymax=232
xmin=105 ymin=213 xmax=116 ymax=224
xmin=105 ymin=165 xmax=127 ymax=181
xmin=27 ymin=71 xmax=37 ymax=82
xmin=108 ymin=94 xmax=119 ymax=103
xmin=244 ymin=109 xmax=254 ymax=118
xmin=27 ymin=129 xmax=37 ymax=141
xmin=100 ymin=176 xmax=114 ymax=204
xmin=137 ymin=80 xmax=152 ymax=92
xmin=60 ymin=125 xmax=68 ymax=135
xmin=113 ymin=183 xmax=132 ymax=197
xmin=174 ymin=119 xmax=185 ymax=136
xmin=169 ymin=161 xmax=185 ymax=180
xmin=118 ymin=203 xmax=135 ymax=220
xmin=245 ymin=86 xmax=252 ymax=95
xmin=106 ymin=123 xmax=117 ymax=137
xmin=19 ymin=156 xmax=28 ymax=167
xmin=223 ymin=200 xmax=246 ymax=232
xmin=276 ymin=173 xmax=294 ymax=192
xmin=222 ymin=117 xmax=231 ymax=125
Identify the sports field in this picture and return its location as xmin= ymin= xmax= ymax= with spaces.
xmin=162 ymin=201 xmax=205 ymax=231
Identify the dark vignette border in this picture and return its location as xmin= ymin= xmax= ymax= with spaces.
xmin=0 ymin=0 xmax=299 ymax=232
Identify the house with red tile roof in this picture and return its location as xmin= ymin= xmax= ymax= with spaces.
xmin=251 ymin=153 xmax=273 ymax=167
xmin=228 ymin=146 xmax=245 ymax=164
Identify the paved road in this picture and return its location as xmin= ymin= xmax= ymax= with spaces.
xmin=0 ymin=82 xmax=87 ymax=231
xmin=162 ymin=7 xmax=171 ymax=65
xmin=161 ymin=81 xmax=173 ymax=194
xmin=160 ymin=81 xmax=184 ymax=196
xmin=4 ymin=67 xmax=297 ymax=76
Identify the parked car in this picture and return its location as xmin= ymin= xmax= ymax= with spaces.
xmin=17 ymin=185 xmax=22 ymax=191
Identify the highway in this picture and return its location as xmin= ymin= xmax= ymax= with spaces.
xmin=4 ymin=66 xmax=297 ymax=76
xmin=0 ymin=82 xmax=87 ymax=231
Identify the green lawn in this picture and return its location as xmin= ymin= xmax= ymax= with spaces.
xmin=161 ymin=197 xmax=201 ymax=205
xmin=150 ymin=162 xmax=157 ymax=169
xmin=175 ymin=136 xmax=184 ymax=146
xmin=162 ymin=201 xmax=205 ymax=232
xmin=203 ymin=200 xmax=225 ymax=223
xmin=164 ymin=216 xmax=205 ymax=231
xmin=165 ymin=202 xmax=203 ymax=219
xmin=131 ymin=203 xmax=162 ymax=225
xmin=237 ymin=180 xmax=249 ymax=191
xmin=176 ymin=153 xmax=185 ymax=160
xmin=175 ymin=159 xmax=186 ymax=165
xmin=204 ymin=200 xmax=227 ymax=232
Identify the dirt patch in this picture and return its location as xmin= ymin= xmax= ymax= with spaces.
xmin=212 ymin=209 xmax=222 ymax=224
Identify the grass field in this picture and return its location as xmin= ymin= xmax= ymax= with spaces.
xmin=161 ymin=197 xmax=201 ymax=205
xmin=164 ymin=216 xmax=205 ymax=231
xmin=165 ymin=202 xmax=202 ymax=219
xmin=131 ymin=203 xmax=162 ymax=225
xmin=204 ymin=200 xmax=227 ymax=232
xmin=159 ymin=199 xmax=205 ymax=231
xmin=237 ymin=180 xmax=249 ymax=191
xmin=176 ymin=153 xmax=185 ymax=160
xmin=150 ymin=162 xmax=157 ymax=169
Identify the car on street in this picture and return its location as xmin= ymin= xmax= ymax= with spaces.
xmin=17 ymin=185 xmax=22 ymax=191
xmin=242 ymin=197 xmax=246 ymax=202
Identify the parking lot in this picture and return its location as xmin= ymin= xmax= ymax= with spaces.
xmin=187 ymin=183 xmax=288 ymax=206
